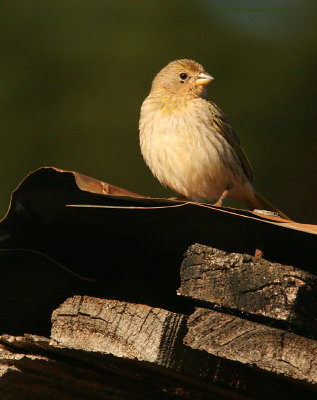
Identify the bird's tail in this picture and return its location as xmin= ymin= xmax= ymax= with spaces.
xmin=253 ymin=191 xmax=291 ymax=220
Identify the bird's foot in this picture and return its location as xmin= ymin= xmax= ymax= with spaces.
xmin=212 ymin=185 xmax=233 ymax=207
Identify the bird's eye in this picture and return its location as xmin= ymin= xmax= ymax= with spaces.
xmin=179 ymin=73 xmax=188 ymax=81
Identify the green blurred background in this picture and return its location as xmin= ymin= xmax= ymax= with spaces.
xmin=1 ymin=0 xmax=316 ymax=222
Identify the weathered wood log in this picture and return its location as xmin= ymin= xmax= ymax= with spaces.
xmin=1 ymin=296 xmax=316 ymax=399
xmin=185 ymin=307 xmax=317 ymax=385
xmin=50 ymin=295 xmax=186 ymax=366
xmin=178 ymin=244 xmax=317 ymax=336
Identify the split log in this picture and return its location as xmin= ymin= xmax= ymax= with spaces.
xmin=185 ymin=307 xmax=317 ymax=385
xmin=178 ymin=244 xmax=317 ymax=336
xmin=2 ymin=296 xmax=315 ymax=399
xmin=50 ymin=295 xmax=186 ymax=366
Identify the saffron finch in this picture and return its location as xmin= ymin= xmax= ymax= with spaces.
xmin=139 ymin=59 xmax=288 ymax=219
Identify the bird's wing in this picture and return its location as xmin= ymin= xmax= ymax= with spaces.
xmin=209 ymin=102 xmax=254 ymax=183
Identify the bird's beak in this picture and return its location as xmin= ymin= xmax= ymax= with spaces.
xmin=196 ymin=72 xmax=214 ymax=86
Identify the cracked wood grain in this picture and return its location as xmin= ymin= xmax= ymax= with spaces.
xmin=184 ymin=307 xmax=317 ymax=385
xmin=178 ymin=244 xmax=317 ymax=336
xmin=51 ymin=295 xmax=186 ymax=367
xmin=1 ymin=298 xmax=316 ymax=399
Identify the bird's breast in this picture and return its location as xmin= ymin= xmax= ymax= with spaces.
xmin=139 ymin=97 xmax=245 ymax=200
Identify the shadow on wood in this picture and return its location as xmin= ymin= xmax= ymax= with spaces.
xmin=0 ymin=167 xmax=316 ymax=399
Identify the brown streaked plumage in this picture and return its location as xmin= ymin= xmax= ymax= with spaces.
xmin=139 ymin=59 xmax=289 ymax=219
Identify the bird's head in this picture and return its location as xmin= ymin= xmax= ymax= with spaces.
xmin=150 ymin=59 xmax=213 ymax=100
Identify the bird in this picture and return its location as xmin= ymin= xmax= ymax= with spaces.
xmin=139 ymin=59 xmax=289 ymax=219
